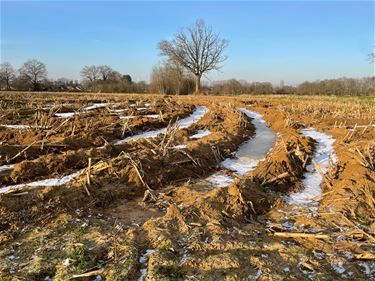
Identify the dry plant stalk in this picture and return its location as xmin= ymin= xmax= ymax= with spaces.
xmin=159 ymin=119 xmax=179 ymax=156
xmin=353 ymin=145 xmax=374 ymax=171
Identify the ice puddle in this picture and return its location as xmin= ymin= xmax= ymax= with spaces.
xmin=285 ymin=128 xmax=337 ymax=206
xmin=115 ymin=106 xmax=208 ymax=144
xmin=206 ymin=108 xmax=276 ymax=187
xmin=0 ymin=170 xmax=84 ymax=194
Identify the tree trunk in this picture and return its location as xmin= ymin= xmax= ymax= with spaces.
xmin=195 ymin=74 xmax=201 ymax=94
xmin=5 ymin=78 xmax=11 ymax=91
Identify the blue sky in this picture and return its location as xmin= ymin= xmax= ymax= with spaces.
xmin=1 ymin=1 xmax=374 ymax=85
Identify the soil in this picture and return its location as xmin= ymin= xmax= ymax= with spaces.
xmin=0 ymin=92 xmax=374 ymax=280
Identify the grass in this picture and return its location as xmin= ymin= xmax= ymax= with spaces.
xmin=66 ymin=243 xmax=89 ymax=271
xmin=154 ymin=263 xmax=183 ymax=280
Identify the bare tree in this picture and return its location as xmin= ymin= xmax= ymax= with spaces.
xmin=19 ymin=59 xmax=47 ymax=91
xmin=80 ymin=65 xmax=100 ymax=91
xmin=0 ymin=62 xmax=16 ymax=90
xmin=158 ymin=19 xmax=228 ymax=94
xmin=98 ymin=65 xmax=113 ymax=81
xmin=80 ymin=65 xmax=100 ymax=82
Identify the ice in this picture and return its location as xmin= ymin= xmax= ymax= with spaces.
xmin=206 ymin=172 xmax=235 ymax=188
xmin=174 ymin=144 xmax=187 ymax=149
xmin=189 ymin=129 xmax=211 ymax=139
xmin=206 ymin=108 xmax=276 ymax=187
xmin=176 ymin=106 xmax=209 ymax=129
xmin=0 ymin=164 xmax=14 ymax=172
xmin=143 ymin=114 xmax=160 ymax=119
xmin=119 ymin=116 xmax=136 ymax=120
xmin=55 ymin=112 xmax=76 ymax=118
xmin=359 ymin=262 xmax=375 ymax=278
xmin=286 ymin=128 xmax=337 ymax=205
xmin=84 ymin=103 xmax=110 ymax=111
xmin=0 ymin=124 xmax=33 ymax=129
xmin=55 ymin=103 xmax=111 ymax=118
xmin=220 ymin=108 xmax=276 ymax=176
xmin=111 ymin=109 xmax=126 ymax=113
xmin=138 ymin=249 xmax=154 ymax=281
xmin=115 ymin=106 xmax=208 ymax=144
xmin=0 ymin=170 xmax=84 ymax=194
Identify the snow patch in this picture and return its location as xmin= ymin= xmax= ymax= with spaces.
xmin=189 ymin=129 xmax=211 ymax=139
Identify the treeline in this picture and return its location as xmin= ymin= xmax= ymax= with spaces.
xmin=79 ymin=65 xmax=147 ymax=93
xmin=211 ymin=77 xmax=375 ymax=96
xmin=0 ymin=60 xmax=146 ymax=93
xmin=1 ymin=60 xmax=374 ymax=96
xmin=149 ymin=62 xmax=195 ymax=95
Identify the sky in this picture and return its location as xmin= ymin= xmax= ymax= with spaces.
xmin=1 ymin=1 xmax=374 ymax=85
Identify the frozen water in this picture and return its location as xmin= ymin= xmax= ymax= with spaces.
xmin=286 ymin=128 xmax=337 ymax=205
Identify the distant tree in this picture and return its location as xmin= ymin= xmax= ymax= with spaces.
xmin=98 ymin=65 xmax=113 ymax=81
xmin=80 ymin=65 xmax=100 ymax=83
xmin=19 ymin=59 xmax=47 ymax=91
xmin=122 ymin=74 xmax=132 ymax=84
xmin=0 ymin=62 xmax=16 ymax=90
xmin=158 ymin=19 xmax=228 ymax=94
xmin=150 ymin=62 xmax=192 ymax=95
xmin=222 ymin=79 xmax=244 ymax=95
xmin=80 ymin=65 xmax=100 ymax=91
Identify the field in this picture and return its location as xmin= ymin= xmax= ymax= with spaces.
xmin=0 ymin=92 xmax=374 ymax=280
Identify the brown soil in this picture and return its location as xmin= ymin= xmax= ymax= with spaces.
xmin=0 ymin=92 xmax=374 ymax=280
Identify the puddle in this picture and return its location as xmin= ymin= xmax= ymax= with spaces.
xmin=207 ymin=108 xmax=276 ymax=187
xmin=115 ymin=106 xmax=208 ymax=144
xmin=285 ymin=128 xmax=337 ymax=206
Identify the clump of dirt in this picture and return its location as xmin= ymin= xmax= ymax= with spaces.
xmin=10 ymin=160 xmax=48 ymax=182
xmin=249 ymin=132 xmax=314 ymax=194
